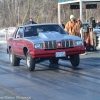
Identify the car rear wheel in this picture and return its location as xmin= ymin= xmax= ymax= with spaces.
xmin=49 ymin=58 xmax=59 ymax=64
xmin=26 ymin=52 xmax=35 ymax=71
xmin=70 ymin=54 xmax=80 ymax=68
xmin=9 ymin=49 xmax=20 ymax=66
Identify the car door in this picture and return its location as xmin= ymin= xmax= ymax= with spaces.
xmin=17 ymin=28 xmax=25 ymax=56
xmin=12 ymin=27 xmax=24 ymax=56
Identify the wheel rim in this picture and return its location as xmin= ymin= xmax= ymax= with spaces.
xmin=27 ymin=55 xmax=31 ymax=68
xmin=10 ymin=53 xmax=13 ymax=63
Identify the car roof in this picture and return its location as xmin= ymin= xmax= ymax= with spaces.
xmin=82 ymin=22 xmax=89 ymax=24
xmin=20 ymin=23 xmax=59 ymax=28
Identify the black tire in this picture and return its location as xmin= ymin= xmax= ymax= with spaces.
xmin=9 ymin=49 xmax=20 ymax=66
xmin=86 ymin=46 xmax=94 ymax=51
xmin=26 ymin=52 xmax=35 ymax=71
xmin=70 ymin=54 xmax=80 ymax=68
xmin=89 ymin=46 xmax=94 ymax=51
xmin=49 ymin=58 xmax=59 ymax=64
xmin=86 ymin=46 xmax=90 ymax=51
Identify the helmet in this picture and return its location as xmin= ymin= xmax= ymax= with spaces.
xmin=70 ymin=15 xmax=75 ymax=19
xmin=86 ymin=20 xmax=88 ymax=22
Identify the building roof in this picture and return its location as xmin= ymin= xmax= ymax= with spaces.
xmin=58 ymin=0 xmax=100 ymax=4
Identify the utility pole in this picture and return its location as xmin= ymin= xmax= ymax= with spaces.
xmin=58 ymin=3 xmax=61 ymax=24
xmin=86 ymin=9 xmax=88 ymax=21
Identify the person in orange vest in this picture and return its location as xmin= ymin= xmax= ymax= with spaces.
xmin=65 ymin=15 xmax=79 ymax=36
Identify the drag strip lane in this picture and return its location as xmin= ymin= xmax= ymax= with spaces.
xmin=0 ymin=44 xmax=100 ymax=100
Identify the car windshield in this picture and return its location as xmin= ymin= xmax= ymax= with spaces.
xmin=24 ymin=25 xmax=66 ymax=37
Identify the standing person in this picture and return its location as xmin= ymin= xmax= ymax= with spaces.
xmin=77 ymin=18 xmax=87 ymax=55
xmin=5 ymin=28 xmax=8 ymax=41
xmin=84 ymin=24 xmax=89 ymax=55
xmin=65 ymin=14 xmax=78 ymax=36
xmin=84 ymin=24 xmax=89 ymax=37
xmin=76 ymin=18 xmax=82 ymax=37
xmin=96 ymin=20 xmax=100 ymax=28
xmin=77 ymin=18 xmax=82 ymax=28
xmin=60 ymin=21 xmax=65 ymax=29
xmin=92 ymin=18 xmax=96 ymax=28
xmin=25 ymin=18 xmax=37 ymax=25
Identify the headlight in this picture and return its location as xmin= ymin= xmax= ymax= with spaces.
xmin=75 ymin=40 xmax=83 ymax=46
xmin=34 ymin=43 xmax=43 ymax=49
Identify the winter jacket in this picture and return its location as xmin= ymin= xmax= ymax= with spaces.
xmin=65 ymin=21 xmax=79 ymax=36
xmin=25 ymin=21 xmax=37 ymax=25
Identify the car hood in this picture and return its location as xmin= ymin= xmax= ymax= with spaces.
xmin=25 ymin=31 xmax=82 ymax=44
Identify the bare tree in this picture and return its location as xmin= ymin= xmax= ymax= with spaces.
xmin=0 ymin=0 xmax=100 ymax=28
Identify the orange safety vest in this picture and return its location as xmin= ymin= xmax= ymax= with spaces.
xmin=65 ymin=21 xmax=79 ymax=36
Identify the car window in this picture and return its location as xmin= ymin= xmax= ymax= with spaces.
xmin=24 ymin=25 xmax=66 ymax=37
xmin=24 ymin=26 xmax=38 ymax=37
xmin=15 ymin=27 xmax=23 ymax=38
xmin=37 ymin=25 xmax=65 ymax=34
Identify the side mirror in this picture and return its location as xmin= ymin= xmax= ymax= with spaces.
xmin=16 ymin=34 xmax=20 ymax=38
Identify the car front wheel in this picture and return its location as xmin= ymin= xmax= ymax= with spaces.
xmin=26 ymin=52 xmax=35 ymax=71
xmin=70 ymin=54 xmax=80 ymax=68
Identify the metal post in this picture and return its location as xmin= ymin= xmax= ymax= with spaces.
xmin=86 ymin=9 xmax=87 ymax=21
xmin=58 ymin=3 xmax=61 ymax=24
xmin=79 ymin=0 xmax=83 ymax=39
xmin=80 ymin=0 xmax=82 ymax=22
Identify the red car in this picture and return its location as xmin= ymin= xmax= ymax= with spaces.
xmin=7 ymin=23 xmax=85 ymax=71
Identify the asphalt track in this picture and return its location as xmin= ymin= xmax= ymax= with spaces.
xmin=0 ymin=42 xmax=100 ymax=100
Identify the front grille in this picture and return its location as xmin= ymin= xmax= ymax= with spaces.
xmin=62 ymin=40 xmax=69 ymax=48
xmin=69 ymin=39 xmax=74 ymax=47
xmin=62 ymin=39 xmax=74 ymax=48
xmin=44 ymin=41 xmax=57 ymax=49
